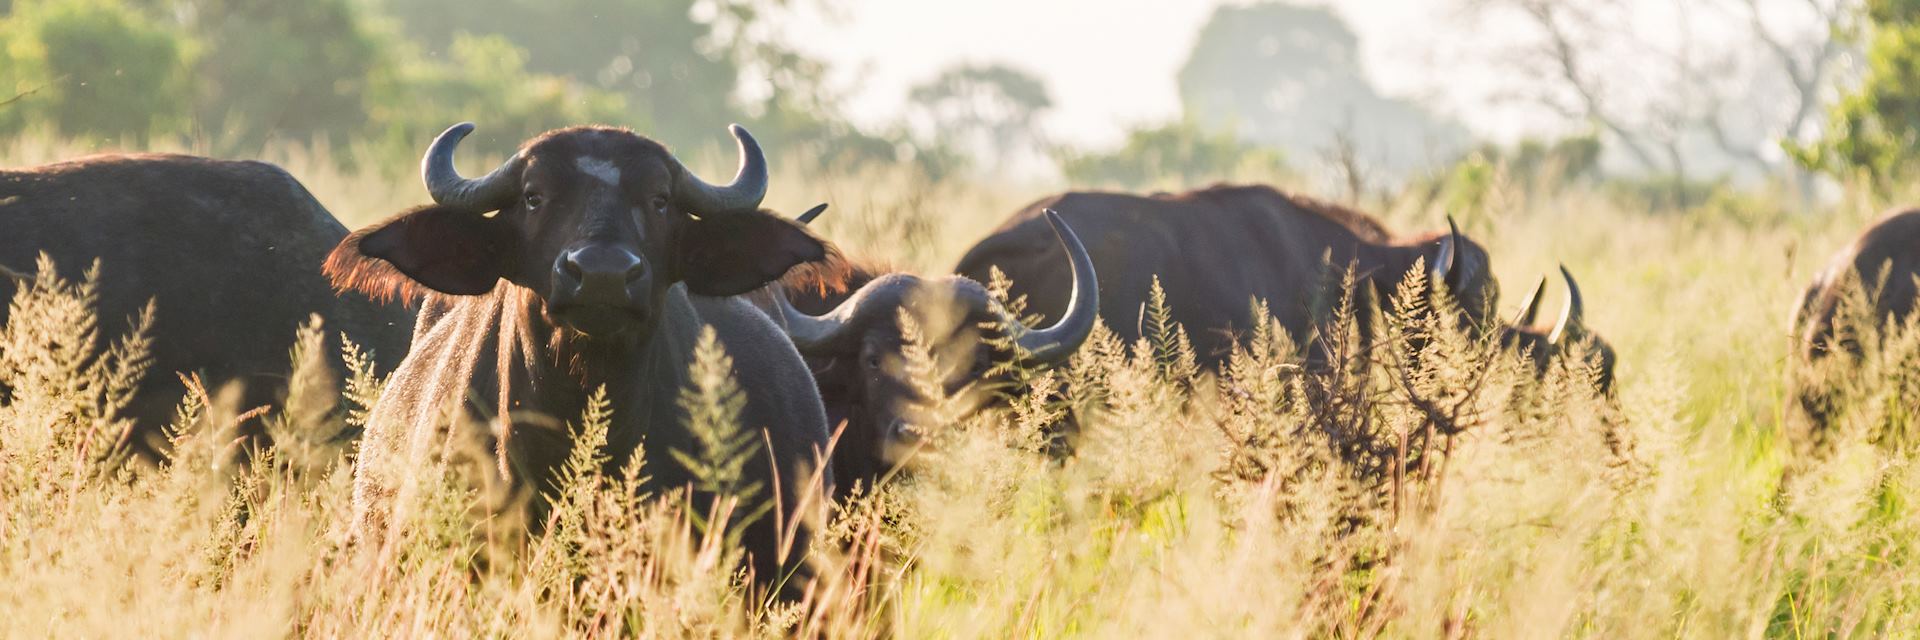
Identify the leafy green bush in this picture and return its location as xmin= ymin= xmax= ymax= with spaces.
xmin=0 ymin=0 xmax=875 ymax=171
xmin=172 ymin=0 xmax=386 ymax=153
xmin=362 ymin=33 xmax=629 ymax=163
xmin=1056 ymin=119 xmax=1287 ymax=189
xmin=1793 ymin=0 xmax=1920 ymax=193
xmin=0 ymin=0 xmax=190 ymax=144
xmin=1602 ymin=174 xmax=1732 ymax=213
xmin=373 ymin=0 xmax=783 ymax=151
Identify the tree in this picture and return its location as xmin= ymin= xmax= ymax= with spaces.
xmin=1719 ymin=0 xmax=1852 ymax=165
xmin=0 ymin=0 xmax=887 ymax=173
xmin=906 ymin=63 xmax=1053 ymax=171
xmin=1176 ymin=3 xmax=1469 ymax=180
xmin=373 ymin=0 xmax=820 ymax=149
xmin=1473 ymin=0 xmax=1680 ymax=174
xmin=1794 ymin=0 xmax=1919 ymax=192
xmin=0 ymin=0 xmax=190 ymax=144
xmin=1460 ymin=0 xmax=1851 ymax=190
xmin=363 ymin=33 xmax=630 ymax=162
xmin=169 ymin=0 xmax=388 ymax=153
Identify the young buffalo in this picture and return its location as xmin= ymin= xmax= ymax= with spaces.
xmin=328 ymin=122 xmax=834 ymax=593
xmin=769 ymin=210 xmax=1098 ymax=499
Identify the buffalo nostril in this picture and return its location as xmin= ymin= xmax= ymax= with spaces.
xmin=558 ymin=246 xmax=647 ymax=303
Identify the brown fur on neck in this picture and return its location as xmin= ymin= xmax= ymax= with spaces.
xmin=775 ymin=238 xmax=870 ymax=298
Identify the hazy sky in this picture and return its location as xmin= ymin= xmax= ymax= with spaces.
xmin=779 ymin=0 xmax=1548 ymax=148
xmin=777 ymin=0 xmax=1824 ymax=155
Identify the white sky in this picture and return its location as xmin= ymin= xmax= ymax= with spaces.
xmin=778 ymin=0 xmax=1559 ymax=149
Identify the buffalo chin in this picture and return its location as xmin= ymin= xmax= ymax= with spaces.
xmin=550 ymin=304 xmax=647 ymax=338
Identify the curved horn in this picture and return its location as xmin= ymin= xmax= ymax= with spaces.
xmin=797 ymin=202 xmax=829 ymax=225
xmin=1430 ymin=215 xmax=1459 ymax=286
xmin=672 ymin=124 xmax=768 ymax=216
xmin=1549 ymin=265 xmax=1585 ymax=344
xmin=1008 ymin=210 xmax=1099 ymax=365
xmin=421 ymin=122 xmax=521 ymax=211
xmin=772 ymin=285 xmax=859 ymax=354
xmin=1513 ymin=274 xmax=1547 ymax=327
xmin=771 ymin=201 xmax=841 ymax=351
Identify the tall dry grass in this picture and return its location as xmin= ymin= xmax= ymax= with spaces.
xmin=3 ymin=134 xmax=1920 ymax=637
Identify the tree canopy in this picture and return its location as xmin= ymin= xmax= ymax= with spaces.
xmin=1177 ymin=3 xmax=1468 ymax=179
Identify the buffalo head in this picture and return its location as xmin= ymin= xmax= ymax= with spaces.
xmin=1499 ymin=266 xmax=1615 ymax=392
xmin=1424 ymin=216 xmax=1499 ymax=329
xmin=328 ymin=123 xmax=826 ymax=341
xmin=772 ymin=210 xmax=1097 ymax=478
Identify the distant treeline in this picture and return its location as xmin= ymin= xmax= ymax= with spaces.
xmin=3 ymin=0 xmax=1916 ymax=201
xmin=0 ymin=0 xmax=912 ymax=171
xmin=0 ymin=0 xmax=1449 ymax=185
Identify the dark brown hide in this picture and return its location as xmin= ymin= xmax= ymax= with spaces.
xmin=953 ymin=184 xmax=1496 ymax=365
xmin=1790 ymin=208 xmax=1920 ymax=447
xmin=0 ymin=154 xmax=414 ymax=459
xmin=330 ymin=124 xmax=833 ymax=597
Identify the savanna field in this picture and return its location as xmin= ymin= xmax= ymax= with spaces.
xmin=0 ymin=0 xmax=1912 ymax=634
xmin=3 ymin=129 xmax=1919 ymax=638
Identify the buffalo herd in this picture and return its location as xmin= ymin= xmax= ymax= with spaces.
xmin=3 ymin=118 xmax=1906 ymax=590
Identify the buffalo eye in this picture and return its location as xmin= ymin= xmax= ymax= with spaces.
xmin=865 ymin=353 xmax=881 ymax=370
xmin=524 ymin=192 xmax=545 ymax=211
xmin=651 ymin=195 xmax=669 ymax=215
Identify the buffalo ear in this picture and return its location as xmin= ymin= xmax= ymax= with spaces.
xmin=677 ymin=210 xmax=832 ymax=297
xmin=325 ymin=204 xmax=516 ymax=302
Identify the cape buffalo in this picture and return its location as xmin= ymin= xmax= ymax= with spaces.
xmin=1790 ymin=208 xmax=1920 ymax=447
xmin=952 ymin=185 xmax=1495 ymax=366
xmin=767 ymin=209 xmax=1098 ymax=499
xmin=1499 ymin=266 xmax=1615 ymax=392
xmin=0 ymin=154 xmax=413 ymax=460
xmin=328 ymin=122 xmax=834 ymax=593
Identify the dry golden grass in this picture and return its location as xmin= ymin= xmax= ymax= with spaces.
xmin=3 ymin=134 xmax=1920 ymax=637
